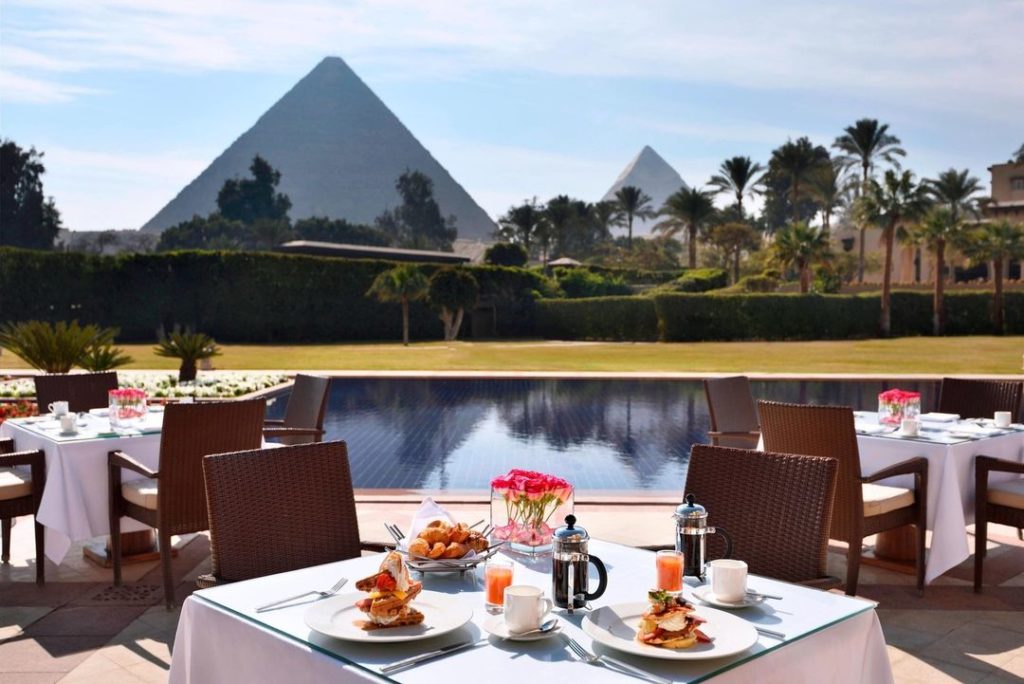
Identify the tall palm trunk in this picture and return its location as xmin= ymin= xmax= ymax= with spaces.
xmin=688 ymin=224 xmax=698 ymax=268
xmin=627 ymin=214 xmax=634 ymax=250
xmin=401 ymin=296 xmax=410 ymax=346
xmin=880 ymin=223 xmax=895 ymax=336
xmin=732 ymin=248 xmax=741 ymax=284
xmin=993 ymin=257 xmax=1005 ymax=334
xmin=799 ymin=259 xmax=810 ymax=294
xmin=857 ymin=163 xmax=869 ymax=284
xmin=933 ymin=239 xmax=945 ymax=336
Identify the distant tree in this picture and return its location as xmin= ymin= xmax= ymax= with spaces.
xmin=924 ymin=168 xmax=982 ymax=224
xmin=959 ymin=220 xmax=1024 ymax=334
xmin=857 ymin=169 xmax=930 ymax=336
xmin=708 ymin=156 xmax=765 ymax=215
xmin=247 ymin=218 xmax=295 ymax=250
xmin=592 ymin=200 xmax=623 ymax=240
xmin=655 ymin=187 xmax=717 ymax=268
xmin=217 ymin=155 xmax=292 ymax=225
xmin=589 ymin=235 xmax=683 ymax=271
xmin=156 ymin=214 xmax=248 ymax=251
xmin=367 ymin=264 xmax=429 ymax=345
xmin=910 ymin=207 xmax=966 ymax=335
xmin=1014 ymin=143 xmax=1024 ymax=164
xmin=484 ymin=242 xmax=528 ymax=267
xmin=293 ymin=216 xmax=392 ymax=246
xmin=0 ymin=139 xmax=62 ymax=249
xmin=832 ymin=119 xmax=906 ymax=282
xmin=708 ymin=222 xmax=761 ymax=284
xmin=497 ymin=198 xmax=545 ymax=256
xmin=613 ymin=186 xmax=655 ymax=249
xmin=770 ymin=138 xmax=830 ymax=223
xmin=427 ymin=268 xmax=479 ymax=341
xmin=377 ymin=170 xmax=457 ymax=251
xmin=544 ymin=195 xmax=576 ymax=259
xmin=807 ymin=158 xmax=852 ymax=234
xmin=772 ymin=222 xmax=831 ymax=294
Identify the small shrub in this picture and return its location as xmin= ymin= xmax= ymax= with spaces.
xmin=79 ymin=342 xmax=133 ymax=371
xmin=649 ymin=268 xmax=728 ymax=294
xmin=0 ymin=320 xmax=114 ymax=373
xmin=554 ymin=268 xmax=631 ymax=298
xmin=154 ymin=327 xmax=221 ymax=382
xmin=484 ymin=243 xmax=528 ymax=267
xmin=727 ymin=274 xmax=779 ymax=293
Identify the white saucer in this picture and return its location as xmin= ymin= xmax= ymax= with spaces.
xmin=58 ymin=430 xmax=80 ymax=437
xmin=692 ymin=586 xmax=765 ymax=609
xmin=483 ymin=616 xmax=560 ymax=641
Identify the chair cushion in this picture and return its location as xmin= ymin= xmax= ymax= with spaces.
xmin=862 ymin=483 xmax=914 ymax=517
xmin=989 ymin=478 xmax=1024 ymax=510
xmin=122 ymin=478 xmax=158 ymax=510
xmin=0 ymin=467 xmax=32 ymax=501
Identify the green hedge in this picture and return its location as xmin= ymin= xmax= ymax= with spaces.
xmin=0 ymin=248 xmax=550 ymax=343
xmin=534 ymin=297 xmax=658 ymax=341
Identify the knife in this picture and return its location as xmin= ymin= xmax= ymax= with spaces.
xmin=380 ymin=638 xmax=487 ymax=674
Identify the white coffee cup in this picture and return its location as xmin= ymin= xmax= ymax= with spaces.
xmin=710 ymin=559 xmax=748 ymax=602
xmin=901 ymin=418 xmax=919 ymax=436
xmin=59 ymin=414 xmax=77 ymax=433
xmin=503 ymin=585 xmax=552 ymax=634
xmin=49 ymin=401 xmax=69 ymax=417
xmin=994 ymin=411 xmax=1012 ymax=428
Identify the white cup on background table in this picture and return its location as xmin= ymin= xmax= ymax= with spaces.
xmin=710 ymin=559 xmax=748 ymax=602
xmin=59 ymin=414 xmax=78 ymax=434
xmin=49 ymin=401 xmax=69 ymax=417
xmin=994 ymin=411 xmax=1012 ymax=428
xmin=503 ymin=585 xmax=552 ymax=634
xmin=901 ymin=418 xmax=919 ymax=436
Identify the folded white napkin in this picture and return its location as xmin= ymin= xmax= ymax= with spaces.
xmin=920 ymin=412 xmax=960 ymax=423
xmin=400 ymin=498 xmax=480 ymax=560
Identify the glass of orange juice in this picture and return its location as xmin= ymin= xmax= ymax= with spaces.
xmin=656 ymin=550 xmax=684 ymax=593
xmin=485 ymin=559 xmax=514 ymax=612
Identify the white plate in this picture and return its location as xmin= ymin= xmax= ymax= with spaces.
xmin=304 ymin=591 xmax=472 ymax=643
xmin=88 ymin=408 xmax=110 ymax=417
xmin=582 ymin=602 xmax=757 ymax=660
xmin=920 ymin=412 xmax=960 ymax=423
xmin=692 ymin=587 xmax=765 ymax=609
xmin=483 ymin=616 xmax=561 ymax=641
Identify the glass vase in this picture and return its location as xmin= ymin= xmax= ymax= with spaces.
xmin=109 ymin=389 xmax=148 ymax=431
xmin=489 ymin=487 xmax=574 ymax=558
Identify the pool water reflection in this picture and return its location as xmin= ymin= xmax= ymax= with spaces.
xmin=265 ymin=379 xmax=936 ymax=493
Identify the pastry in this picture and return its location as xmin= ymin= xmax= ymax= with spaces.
xmin=636 ymin=590 xmax=711 ymax=649
xmin=354 ymin=552 xmax=424 ymax=630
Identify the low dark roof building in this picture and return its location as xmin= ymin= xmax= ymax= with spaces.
xmin=275 ymin=240 xmax=470 ymax=264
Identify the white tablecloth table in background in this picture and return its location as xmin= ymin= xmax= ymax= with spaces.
xmin=853 ymin=413 xmax=1024 ymax=583
xmin=0 ymin=411 xmax=164 ymax=564
xmin=170 ymin=541 xmax=892 ymax=684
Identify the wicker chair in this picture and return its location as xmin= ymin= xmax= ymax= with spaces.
xmin=108 ymin=399 xmax=265 ymax=607
xmin=0 ymin=438 xmax=46 ymax=584
xmin=703 ymin=376 xmax=760 ymax=448
xmin=686 ymin=444 xmax=840 ymax=587
xmin=937 ymin=378 xmax=1023 ymax=421
xmin=758 ymin=401 xmax=928 ymax=596
xmin=263 ymin=374 xmax=332 ymax=445
xmin=197 ymin=441 xmax=385 ymax=588
xmin=974 ymin=456 xmax=1024 ymax=591
xmin=34 ymin=372 xmax=118 ymax=413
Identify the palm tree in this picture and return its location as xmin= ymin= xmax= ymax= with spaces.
xmin=910 ymin=207 xmax=965 ymax=335
xmin=655 ymin=187 xmax=717 ymax=268
xmin=960 ymin=220 xmax=1024 ymax=334
xmin=613 ymin=186 xmax=655 ymax=249
xmin=807 ymin=158 xmax=851 ymax=235
xmin=925 ymin=168 xmax=982 ymax=224
xmin=708 ymin=222 xmax=760 ymax=284
xmin=544 ymin=195 xmax=575 ymax=262
xmin=1015 ymin=143 xmax=1024 ymax=164
xmin=858 ymin=169 xmax=930 ymax=336
xmin=772 ymin=222 xmax=831 ymax=293
xmin=592 ymin=200 xmax=622 ymax=240
xmin=832 ymin=119 xmax=906 ymax=283
xmin=771 ymin=138 xmax=825 ymax=222
xmin=366 ymin=264 xmax=429 ymax=346
xmin=497 ymin=199 xmax=544 ymax=256
xmin=708 ymin=156 xmax=765 ymax=215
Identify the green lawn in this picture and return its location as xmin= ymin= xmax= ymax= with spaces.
xmin=2 ymin=337 xmax=1018 ymax=375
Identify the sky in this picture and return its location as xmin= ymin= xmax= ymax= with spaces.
xmin=1 ymin=0 xmax=1022 ymax=232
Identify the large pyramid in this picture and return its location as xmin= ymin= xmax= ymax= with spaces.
xmin=601 ymin=146 xmax=687 ymax=236
xmin=142 ymin=57 xmax=496 ymax=239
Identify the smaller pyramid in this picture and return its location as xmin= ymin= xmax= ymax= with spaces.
xmin=602 ymin=146 xmax=687 ymax=236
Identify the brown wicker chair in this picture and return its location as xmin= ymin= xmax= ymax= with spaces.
xmin=109 ymin=398 xmax=265 ymax=607
xmin=974 ymin=456 xmax=1024 ymax=591
xmin=197 ymin=441 xmax=384 ymax=588
xmin=938 ymin=378 xmax=1023 ymax=421
xmin=34 ymin=372 xmax=118 ymax=413
xmin=0 ymin=438 xmax=46 ymax=584
xmin=686 ymin=444 xmax=840 ymax=587
xmin=263 ymin=374 xmax=332 ymax=445
xmin=703 ymin=376 xmax=760 ymax=449
xmin=758 ymin=401 xmax=928 ymax=595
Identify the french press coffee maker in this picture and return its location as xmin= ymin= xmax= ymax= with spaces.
xmin=674 ymin=494 xmax=732 ymax=581
xmin=552 ymin=515 xmax=608 ymax=612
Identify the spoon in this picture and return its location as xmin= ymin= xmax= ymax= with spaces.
xmin=509 ymin=618 xmax=559 ymax=638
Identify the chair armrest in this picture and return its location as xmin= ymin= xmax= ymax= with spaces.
xmin=862 ymin=457 xmax=928 ymax=483
xmin=0 ymin=437 xmax=14 ymax=454
xmin=707 ymin=430 xmax=761 ymax=437
xmin=263 ymin=419 xmax=285 ymax=426
xmin=108 ymin=450 xmax=159 ymax=479
xmin=0 ymin=449 xmax=45 ymax=469
xmin=360 ymin=541 xmax=390 ymax=553
xmin=637 ymin=543 xmax=675 ymax=552
xmin=263 ymin=427 xmax=325 ymax=438
xmin=977 ymin=455 xmax=1024 ymax=477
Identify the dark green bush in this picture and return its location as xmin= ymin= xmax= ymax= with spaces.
xmin=726 ymin=274 xmax=779 ymax=293
xmin=535 ymin=297 xmax=657 ymax=341
xmin=576 ymin=264 xmax=684 ymax=285
xmin=484 ymin=243 xmax=528 ymax=267
xmin=553 ymin=268 xmax=631 ymax=298
xmin=649 ymin=268 xmax=729 ymax=294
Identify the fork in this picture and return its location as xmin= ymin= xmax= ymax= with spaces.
xmin=385 ymin=523 xmax=406 ymax=543
xmin=255 ymin=577 xmax=348 ymax=613
xmin=562 ymin=634 xmax=670 ymax=684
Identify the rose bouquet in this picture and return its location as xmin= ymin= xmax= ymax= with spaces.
xmin=109 ymin=388 xmax=148 ymax=429
xmin=878 ymin=389 xmax=921 ymax=425
xmin=490 ymin=468 xmax=573 ymax=556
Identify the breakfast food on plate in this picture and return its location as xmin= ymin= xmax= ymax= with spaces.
xmin=636 ymin=590 xmax=712 ymax=649
xmin=407 ymin=520 xmax=489 ymax=560
xmin=354 ymin=552 xmax=424 ymax=629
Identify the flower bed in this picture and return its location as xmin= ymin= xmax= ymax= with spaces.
xmin=0 ymin=400 xmax=38 ymax=425
xmin=0 ymin=371 xmax=290 ymax=401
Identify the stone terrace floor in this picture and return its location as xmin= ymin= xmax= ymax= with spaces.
xmin=1 ymin=501 xmax=1022 ymax=683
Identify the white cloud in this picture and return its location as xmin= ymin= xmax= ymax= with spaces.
xmin=0 ymin=70 xmax=100 ymax=103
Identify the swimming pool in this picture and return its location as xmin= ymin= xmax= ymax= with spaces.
xmin=265 ymin=378 xmax=936 ymax=493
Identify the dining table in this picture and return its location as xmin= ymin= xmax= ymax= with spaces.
xmin=0 ymin=409 xmax=166 ymax=564
xmin=852 ymin=411 xmax=1024 ymax=583
xmin=169 ymin=540 xmax=893 ymax=683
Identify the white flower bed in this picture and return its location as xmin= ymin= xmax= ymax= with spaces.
xmin=0 ymin=371 xmax=291 ymax=400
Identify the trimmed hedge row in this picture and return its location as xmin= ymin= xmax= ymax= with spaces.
xmin=0 ymin=248 xmax=550 ymax=343
xmin=534 ymin=297 xmax=658 ymax=341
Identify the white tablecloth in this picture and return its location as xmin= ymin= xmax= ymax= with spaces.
xmin=170 ymin=541 xmax=892 ymax=684
xmin=0 ymin=412 xmax=164 ymax=563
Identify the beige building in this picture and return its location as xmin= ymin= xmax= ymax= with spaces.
xmin=983 ymin=161 xmax=1024 ymax=222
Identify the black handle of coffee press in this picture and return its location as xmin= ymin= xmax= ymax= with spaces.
xmin=586 ymin=555 xmax=608 ymax=601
